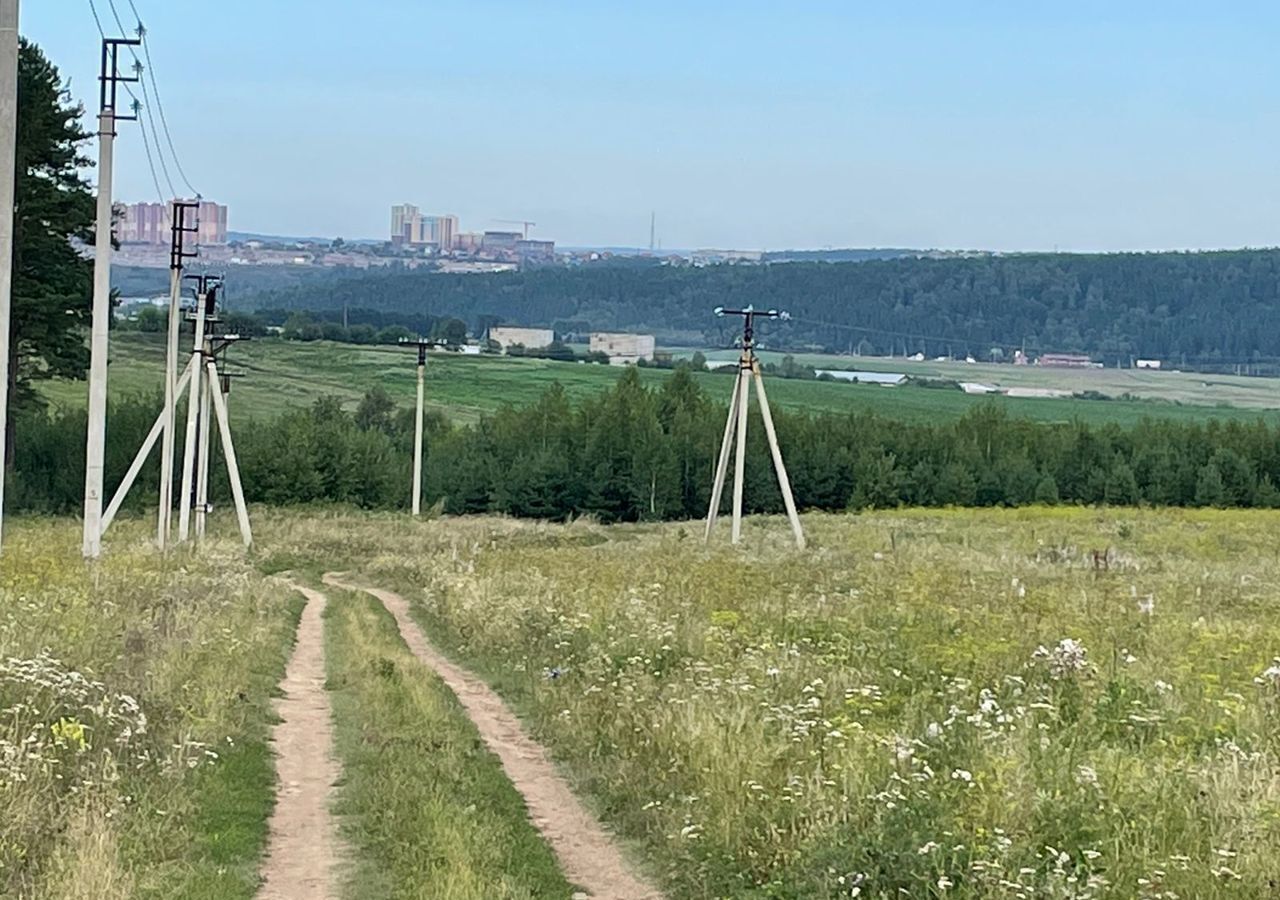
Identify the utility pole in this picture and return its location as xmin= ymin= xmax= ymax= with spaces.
xmin=82 ymin=36 xmax=139 ymax=559
xmin=177 ymin=273 xmax=220 ymax=542
xmin=704 ymin=305 xmax=805 ymax=550
xmin=0 ymin=0 xmax=18 ymax=555
xmin=399 ymin=337 xmax=438 ymax=516
xmin=158 ymin=200 xmax=198 ymax=548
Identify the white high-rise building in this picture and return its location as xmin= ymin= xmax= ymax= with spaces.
xmin=390 ymin=204 xmax=458 ymax=250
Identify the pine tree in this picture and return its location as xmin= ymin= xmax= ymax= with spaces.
xmin=9 ymin=40 xmax=95 ymax=463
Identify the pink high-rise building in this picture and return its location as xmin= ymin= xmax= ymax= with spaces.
xmin=119 ymin=200 xmax=228 ymax=245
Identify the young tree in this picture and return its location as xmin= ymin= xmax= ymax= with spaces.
xmin=354 ymin=386 xmax=396 ymax=434
xmin=9 ymin=41 xmax=95 ymax=462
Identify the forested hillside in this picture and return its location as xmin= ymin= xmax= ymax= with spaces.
xmin=240 ymin=250 xmax=1280 ymax=365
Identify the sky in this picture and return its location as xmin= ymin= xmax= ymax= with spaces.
xmin=21 ymin=1 xmax=1280 ymax=251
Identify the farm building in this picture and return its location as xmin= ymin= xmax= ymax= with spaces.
xmin=816 ymin=370 xmax=908 ymax=386
xmin=489 ymin=326 xmax=555 ymax=350
xmin=1037 ymin=353 xmax=1096 ymax=368
xmin=590 ymin=332 xmax=656 ymax=365
xmin=1136 ymin=359 xmax=1162 ymax=370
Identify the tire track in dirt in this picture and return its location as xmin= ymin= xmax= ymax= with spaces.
xmin=322 ymin=574 xmax=662 ymax=900
xmin=257 ymin=584 xmax=342 ymax=900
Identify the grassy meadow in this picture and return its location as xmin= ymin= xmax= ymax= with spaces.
xmin=261 ymin=506 xmax=1280 ymax=899
xmin=0 ymin=521 xmax=302 ymax=899
xmin=36 ymin=333 xmax=1280 ymax=428
xmin=7 ymin=506 xmax=1280 ymax=898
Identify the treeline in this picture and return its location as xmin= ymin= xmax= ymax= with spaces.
xmin=10 ymin=368 xmax=1280 ymax=519
xmin=239 ymin=250 xmax=1280 ymax=367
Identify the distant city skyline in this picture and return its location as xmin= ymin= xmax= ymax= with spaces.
xmin=23 ymin=1 xmax=1280 ymax=252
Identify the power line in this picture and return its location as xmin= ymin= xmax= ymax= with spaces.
xmin=137 ymin=69 xmax=176 ymax=197
xmin=87 ymin=0 xmax=105 ymax=35
xmin=113 ymin=0 xmax=200 ymax=197
xmin=86 ymin=0 xmax=140 ymax=109
xmin=135 ymin=110 xmax=166 ymax=206
xmin=105 ymin=0 xmax=129 ymax=41
xmin=94 ymin=0 xmax=199 ymax=201
xmin=136 ymin=23 xmax=198 ymax=195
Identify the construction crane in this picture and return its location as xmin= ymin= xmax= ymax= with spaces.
xmin=493 ymin=218 xmax=536 ymax=239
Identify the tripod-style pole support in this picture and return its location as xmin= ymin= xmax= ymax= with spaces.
xmin=704 ymin=305 xmax=805 ymax=549
xmin=159 ymin=200 xmax=199 ymax=548
xmin=206 ymin=357 xmax=251 ymax=547
xmin=178 ymin=274 xmax=221 ymax=542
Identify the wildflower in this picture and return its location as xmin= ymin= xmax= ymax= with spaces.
xmin=1075 ymin=765 xmax=1099 ymax=788
xmin=925 ymin=722 xmax=943 ymax=741
xmin=1254 ymin=659 xmax=1280 ymax=690
xmin=937 ymin=875 xmax=953 ymax=891
xmin=951 ymin=769 xmax=973 ymax=783
xmin=918 ymin=841 xmax=940 ymax=854
xmin=1138 ymin=595 xmax=1155 ymax=616
xmin=1032 ymin=638 xmax=1089 ymax=679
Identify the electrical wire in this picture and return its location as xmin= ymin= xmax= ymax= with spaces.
xmin=135 ymin=21 xmax=199 ymax=196
xmin=86 ymin=0 xmax=141 ymax=110
xmin=138 ymin=73 xmax=177 ymax=198
xmin=112 ymin=0 xmax=200 ymax=197
xmin=136 ymin=115 xmax=167 ymax=207
xmin=95 ymin=0 xmax=199 ymax=202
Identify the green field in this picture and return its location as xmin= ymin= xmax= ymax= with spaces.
xmin=271 ymin=506 xmax=1280 ymax=898
xmin=8 ymin=506 xmax=1280 ymax=897
xmin=678 ymin=347 xmax=1280 ymax=411
xmin=37 ymin=334 xmax=1280 ymax=427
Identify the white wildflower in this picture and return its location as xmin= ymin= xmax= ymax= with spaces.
xmin=1075 ymin=765 xmax=1099 ymax=788
xmin=1032 ymin=638 xmax=1089 ymax=679
xmin=1254 ymin=659 xmax=1280 ymax=690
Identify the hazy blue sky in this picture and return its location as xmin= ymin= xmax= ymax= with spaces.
xmin=22 ymin=1 xmax=1280 ymax=250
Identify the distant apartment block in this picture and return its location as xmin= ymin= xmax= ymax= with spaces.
xmin=454 ymin=232 xmax=483 ymax=253
xmin=590 ymin=332 xmax=656 ymax=365
xmin=390 ymin=203 xmax=458 ymax=250
xmin=517 ymin=239 xmax=556 ymax=264
xmin=481 ymin=231 xmax=522 ymax=255
xmin=489 ymin=326 xmax=555 ymax=350
xmin=120 ymin=200 xmax=228 ymax=245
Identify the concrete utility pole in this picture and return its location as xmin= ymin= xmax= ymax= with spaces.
xmin=400 ymin=337 xmax=437 ymax=516
xmin=158 ymin=201 xmax=198 ymax=548
xmin=177 ymin=274 xmax=218 ymax=542
xmin=82 ymin=37 xmax=139 ymax=559
xmin=0 ymin=0 xmax=18 ymax=555
xmin=704 ymin=305 xmax=805 ymax=550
